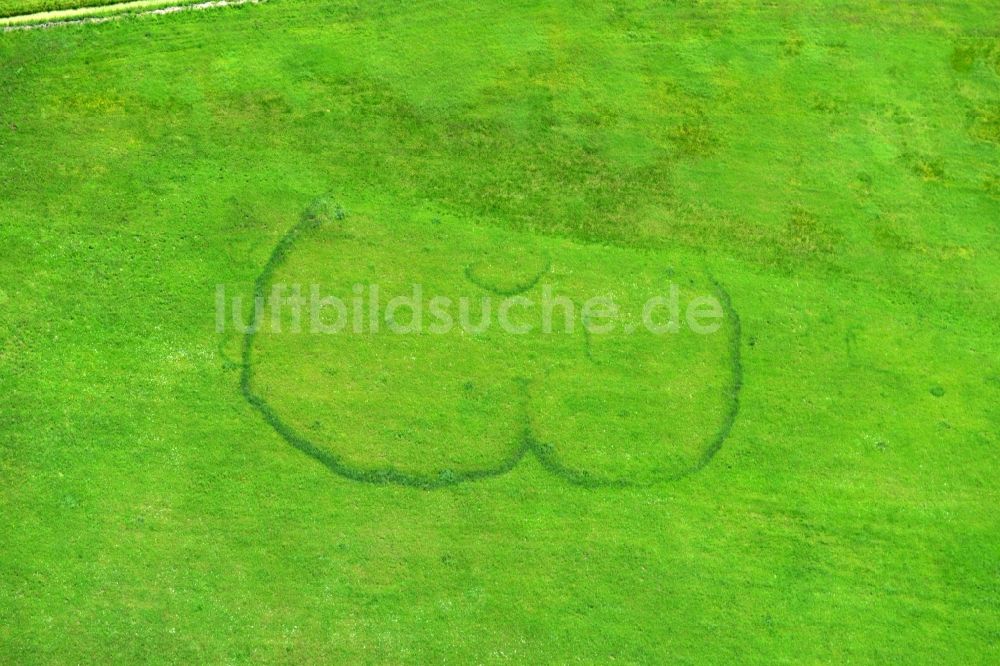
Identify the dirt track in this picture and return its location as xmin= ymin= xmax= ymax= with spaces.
xmin=1 ymin=0 xmax=260 ymax=31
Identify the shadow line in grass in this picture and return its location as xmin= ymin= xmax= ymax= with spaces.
xmin=463 ymin=255 xmax=552 ymax=297
xmin=238 ymin=198 xmax=743 ymax=489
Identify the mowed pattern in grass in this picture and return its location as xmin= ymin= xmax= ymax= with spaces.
xmin=243 ymin=200 xmax=737 ymax=486
xmin=0 ymin=0 xmax=998 ymax=662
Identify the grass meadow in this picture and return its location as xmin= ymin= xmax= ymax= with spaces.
xmin=1 ymin=0 xmax=998 ymax=662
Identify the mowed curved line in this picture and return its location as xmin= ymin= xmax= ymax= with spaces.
xmin=526 ymin=276 xmax=743 ymax=488
xmin=240 ymin=199 xmax=743 ymax=489
xmin=463 ymin=255 xmax=552 ymax=297
xmin=239 ymin=199 xmax=531 ymax=489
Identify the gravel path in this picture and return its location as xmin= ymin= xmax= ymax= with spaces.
xmin=1 ymin=0 xmax=261 ymax=31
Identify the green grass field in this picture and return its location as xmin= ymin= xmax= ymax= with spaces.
xmin=1 ymin=0 xmax=998 ymax=662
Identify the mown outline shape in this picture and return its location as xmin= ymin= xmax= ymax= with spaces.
xmin=239 ymin=199 xmax=743 ymax=489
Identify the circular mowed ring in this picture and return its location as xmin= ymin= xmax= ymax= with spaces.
xmin=240 ymin=200 xmax=742 ymax=488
